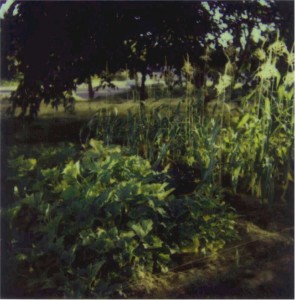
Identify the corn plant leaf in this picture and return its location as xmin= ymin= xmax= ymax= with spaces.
xmin=237 ymin=113 xmax=250 ymax=129
xmin=264 ymin=98 xmax=271 ymax=120
xmin=242 ymin=88 xmax=257 ymax=102
xmin=275 ymin=71 xmax=281 ymax=88
xmin=277 ymin=84 xmax=285 ymax=102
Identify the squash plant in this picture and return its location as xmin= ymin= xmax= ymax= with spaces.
xmin=5 ymin=140 xmax=237 ymax=298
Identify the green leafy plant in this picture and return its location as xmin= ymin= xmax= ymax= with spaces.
xmin=6 ymin=140 xmax=237 ymax=298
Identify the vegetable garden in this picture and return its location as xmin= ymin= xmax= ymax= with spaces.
xmin=1 ymin=1 xmax=294 ymax=298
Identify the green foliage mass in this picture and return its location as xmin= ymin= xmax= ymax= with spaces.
xmin=82 ymin=37 xmax=294 ymax=204
xmin=5 ymin=140 xmax=237 ymax=298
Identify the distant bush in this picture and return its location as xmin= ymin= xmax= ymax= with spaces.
xmin=114 ymin=70 xmax=130 ymax=81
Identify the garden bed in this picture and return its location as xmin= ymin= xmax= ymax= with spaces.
xmin=1 ymin=113 xmax=293 ymax=298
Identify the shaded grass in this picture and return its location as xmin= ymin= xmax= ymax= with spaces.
xmin=0 ymin=96 xmax=186 ymax=147
xmin=0 ymin=97 xmax=183 ymax=120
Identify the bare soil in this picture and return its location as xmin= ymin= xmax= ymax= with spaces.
xmin=131 ymin=195 xmax=294 ymax=299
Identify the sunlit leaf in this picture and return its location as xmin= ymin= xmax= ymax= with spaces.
xmin=237 ymin=113 xmax=250 ymax=129
xmin=130 ymin=219 xmax=153 ymax=239
xmin=62 ymin=161 xmax=80 ymax=179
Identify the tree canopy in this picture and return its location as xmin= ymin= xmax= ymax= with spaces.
xmin=1 ymin=0 xmax=293 ymax=116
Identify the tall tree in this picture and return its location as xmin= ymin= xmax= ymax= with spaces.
xmin=1 ymin=1 xmax=293 ymax=115
xmin=2 ymin=2 xmax=129 ymax=116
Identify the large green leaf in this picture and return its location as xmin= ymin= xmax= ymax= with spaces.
xmin=62 ymin=161 xmax=80 ymax=180
xmin=89 ymin=139 xmax=104 ymax=152
xmin=61 ymin=185 xmax=81 ymax=201
xmin=130 ymin=219 xmax=153 ymax=240
xmin=41 ymin=167 xmax=60 ymax=182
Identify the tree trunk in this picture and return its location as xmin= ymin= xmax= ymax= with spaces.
xmin=140 ymin=70 xmax=148 ymax=100
xmin=87 ymin=75 xmax=94 ymax=99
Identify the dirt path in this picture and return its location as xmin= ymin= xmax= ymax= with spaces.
xmin=131 ymin=198 xmax=294 ymax=299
